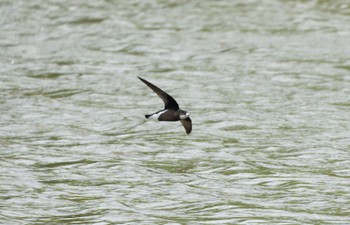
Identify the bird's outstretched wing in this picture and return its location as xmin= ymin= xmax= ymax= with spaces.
xmin=138 ymin=77 xmax=179 ymax=110
xmin=181 ymin=117 xmax=192 ymax=134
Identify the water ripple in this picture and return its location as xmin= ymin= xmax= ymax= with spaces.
xmin=1 ymin=0 xmax=350 ymax=224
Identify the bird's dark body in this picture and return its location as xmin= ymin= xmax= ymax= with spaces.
xmin=138 ymin=77 xmax=192 ymax=134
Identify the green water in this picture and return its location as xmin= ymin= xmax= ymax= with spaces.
xmin=1 ymin=0 xmax=350 ymax=224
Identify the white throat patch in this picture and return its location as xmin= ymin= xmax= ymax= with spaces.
xmin=180 ymin=112 xmax=190 ymax=120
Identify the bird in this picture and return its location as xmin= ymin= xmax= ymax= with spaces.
xmin=138 ymin=76 xmax=192 ymax=134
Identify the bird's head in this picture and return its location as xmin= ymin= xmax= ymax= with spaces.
xmin=179 ymin=110 xmax=190 ymax=119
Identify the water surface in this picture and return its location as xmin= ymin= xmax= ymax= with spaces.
xmin=1 ymin=0 xmax=350 ymax=224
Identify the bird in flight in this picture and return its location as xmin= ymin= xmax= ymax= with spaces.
xmin=138 ymin=76 xmax=192 ymax=134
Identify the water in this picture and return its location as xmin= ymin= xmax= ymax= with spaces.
xmin=1 ymin=0 xmax=350 ymax=224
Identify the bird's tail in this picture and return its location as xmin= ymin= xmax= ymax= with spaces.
xmin=145 ymin=114 xmax=151 ymax=119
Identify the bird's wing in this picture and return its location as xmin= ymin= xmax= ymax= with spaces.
xmin=138 ymin=77 xmax=179 ymax=110
xmin=181 ymin=117 xmax=192 ymax=134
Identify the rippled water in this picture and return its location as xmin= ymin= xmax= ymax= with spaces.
xmin=1 ymin=0 xmax=350 ymax=224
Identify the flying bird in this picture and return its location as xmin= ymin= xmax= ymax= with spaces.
xmin=138 ymin=76 xmax=192 ymax=134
